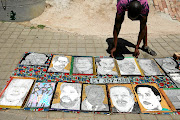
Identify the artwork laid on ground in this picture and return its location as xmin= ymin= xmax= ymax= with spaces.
xmin=25 ymin=82 xmax=56 ymax=109
xmin=48 ymin=55 xmax=71 ymax=73
xmin=168 ymin=73 xmax=180 ymax=88
xmin=20 ymin=53 xmax=49 ymax=66
xmin=0 ymin=77 xmax=35 ymax=108
xmin=155 ymin=58 xmax=180 ymax=73
xmin=133 ymin=83 xmax=172 ymax=113
xmin=137 ymin=59 xmax=164 ymax=76
xmin=116 ymin=58 xmax=142 ymax=76
xmin=81 ymin=84 xmax=109 ymax=112
xmin=72 ymin=57 xmax=94 ymax=75
xmin=95 ymin=58 xmax=118 ymax=75
xmin=51 ymin=82 xmax=82 ymax=111
xmin=108 ymin=84 xmax=140 ymax=113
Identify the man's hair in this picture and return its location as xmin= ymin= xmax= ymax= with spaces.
xmin=85 ymin=85 xmax=104 ymax=96
xmin=60 ymin=83 xmax=81 ymax=94
xmin=53 ymin=56 xmax=69 ymax=63
xmin=110 ymin=86 xmax=134 ymax=96
xmin=128 ymin=0 xmax=142 ymax=19
xmin=134 ymin=85 xmax=161 ymax=102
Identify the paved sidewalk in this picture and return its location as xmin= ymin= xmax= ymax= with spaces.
xmin=0 ymin=22 xmax=180 ymax=120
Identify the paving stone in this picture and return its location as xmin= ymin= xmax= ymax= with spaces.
xmin=124 ymin=114 xmax=141 ymax=120
xmin=59 ymin=48 xmax=68 ymax=52
xmin=86 ymin=53 xmax=96 ymax=56
xmin=95 ymin=48 xmax=105 ymax=53
xmin=77 ymin=48 xmax=86 ymax=53
xmin=51 ymin=40 xmax=59 ymax=44
xmin=69 ymin=44 xmax=77 ymax=48
xmin=140 ymin=114 xmax=157 ymax=120
xmin=9 ymin=34 xmax=19 ymax=39
xmin=39 ymin=48 xmax=49 ymax=53
xmin=0 ymin=112 xmax=27 ymax=120
xmin=32 ymin=111 xmax=48 ymax=118
xmin=69 ymin=39 xmax=77 ymax=44
xmin=44 ymin=35 xmax=53 ymax=40
xmin=64 ymin=113 xmax=78 ymax=118
xmin=50 ymin=44 xmax=59 ymax=48
xmin=78 ymin=117 xmax=94 ymax=120
xmin=94 ymin=114 xmax=110 ymax=120
xmin=152 ymin=43 xmax=161 ymax=47
xmin=77 ymin=53 xmax=87 ymax=56
xmin=39 ymin=44 xmax=50 ymax=48
xmin=68 ymin=48 xmax=77 ymax=53
xmin=59 ymin=40 xmax=68 ymax=44
xmin=79 ymin=113 xmax=94 ymax=117
xmin=21 ymin=44 xmax=32 ymax=48
xmin=110 ymin=114 xmax=126 ymax=120
xmin=26 ymin=116 xmax=49 ymax=120
xmin=64 ymin=118 xmax=78 ymax=120
xmin=155 ymin=114 xmax=172 ymax=120
xmin=170 ymin=115 xmax=180 ymax=120
xmin=86 ymin=48 xmax=95 ymax=53
xmin=43 ymin=40 xmax=51 ymax=44
xmin=59 ymin=44 xmax=68 ymax=48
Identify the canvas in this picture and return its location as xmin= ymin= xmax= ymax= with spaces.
xmin=108 ymin=84 xmax=140 ymax=113
xmin=72 ymin=57 xmax=94 ymax=75
xmin=25 ymin=82 xmax=56 ymax=108
xmin=20 ymin=53 xmax=48 ymax=66
xmin=168 ymin=73 xmax=180 ymax=88
xmin=48 ymin=55 xmax=72 ymax=73
xmin=0 ymin=77 xmax=35 ymax=109
xmin=51 ymin=82 xmax=82 ymax=111
xmin=132 ymin=83 xmax=172 ymax=113
xmin=95 ymin=57 xmax=118 ymax=75
xmin=137 ymin=59 xmax=164 ymax=76
xmin=81 ymin=84 xmax=109 ymax=112
xmin=155 ymin=58 xmax=180 ymax=73
xmin=90 ymin=77 xmax=131 ymax=84
xmin=116 ymin=58 xmax=142 ymax=76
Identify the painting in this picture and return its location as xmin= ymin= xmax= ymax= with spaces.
xmin=168 ymin=73 xmax=180 ymax=88
xmin=155 ymin=58 xmax=180 ymax=73
xmin=137 ymin=59 xmax=164 ymax=76
xmin=72 ymin=57 xmax=94 ymax=75
xmin=81 ymin=84 xmax=109 ymax=112
xmin=95 ymin=58 xmax=118 ymax=75
xmin=108 ymin=84 xmax=140 ymax=113
xmin=132 ymin=83 xmax=172 ymax=113
xmin=48 ymin=55 xmax=72 ymax=73
xmin=25 ymin=82 xmax=56 ymax=108
xmin=20 ymin=53 xmax=48 ymax=66
xmin=0 ymin=77 xmax=35 ymax=109
xmin=51 ymin=82 xmax=82 ymax=111
xmin=116 ymin=58 xmax=142 ymax=76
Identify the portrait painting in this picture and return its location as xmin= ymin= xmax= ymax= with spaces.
xmin=95 ymin=57 xmax=118 ymax=75
xmin=48 ymin=55 xmax=72 ymax=73
xmin=51 ymin=82 xmax=82 ymax=111
xmin=168 ymin=73 xmax=180 ymax=88
xmin=108 ymin=84 xmax=140 ymax=113
xmin=132 ymin=83 xmax=172 ymax=113
xmin=137 ymin=59 xmax=164 ymax=76
xmin=155 ymin=58 xmax=180 ymax=73
xmin=116 ymin=58 xmax=142 ymax=76
xmin=81 ymin=84 xmax=109 ymax=112
xmin=0 ymin=77 xmax=35 ymax=108
xmin=26 ymin=82 xmax=56 ymax=108
xmin=72 ymin=57 xmax=94 ymax=75
xmin=20 ymin=52 xmax=48 ymax=66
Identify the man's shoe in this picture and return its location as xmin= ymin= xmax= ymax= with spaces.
xmin=142 ymin=45 xmax=157 ymax=56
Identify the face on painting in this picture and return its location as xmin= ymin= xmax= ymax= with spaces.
xmin=98 ymin=58 xmax=114 ymax=71
xmin=52 ymin=56 xmax=69 ymax=71
xmin=75 ymin=58 xmax=92 ymax=72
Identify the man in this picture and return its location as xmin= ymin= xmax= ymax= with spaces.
xmin=51 ymin=83 xmax=81 ymax=110
xmin=81 ymin=85 xmax=109 ymax=111
xmin=73 ymin=57 xmax=93 ymax=74
xmin=48 ymin=56 xmax=70 ymax=72
xmin=96 ymin=58 xmax=118 ymax=75
xmin=135 ymin=85 xmax=171 ymax=111
xmin=111 ymin=0 xmax=156 ymax=58
xmin=110 ymin=86 xmax=140 ymax=113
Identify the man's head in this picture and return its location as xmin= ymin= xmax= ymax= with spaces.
xmin=118 ymin=60 xmax=135 ymax=74
xmin=60 ymin=83 xmax=81 ymax=108
xmin=110 ymin=86 xmax=135 ymax=112
xmin=135 ymin=85 xmax=162 ymax=110
xmin=128 ymin=0 xmax=142 ymax=20
xmin=52 ymin=56 xmax=69 ymax=71
xmin=162 ymin=58 xmax=178 ymax=70
xmin=97 ymin=58 xmax=115 ymax=72
xmin=74 ymin=57 xmax=93 ymax=73
xmin=85 ymin=85 xmax=105 ymax=106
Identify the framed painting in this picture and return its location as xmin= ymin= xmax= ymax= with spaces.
xmin=168 ymin=73 xmax=180 ymax=88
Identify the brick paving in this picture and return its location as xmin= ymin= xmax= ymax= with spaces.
xmin=0 ymin=22 xmax=180 ymax=120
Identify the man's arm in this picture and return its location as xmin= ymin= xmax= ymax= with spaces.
xmin=134 ymin=16 xmax=147 ymax=58
xmin=111 ymin=13 xmax=125 ymax=57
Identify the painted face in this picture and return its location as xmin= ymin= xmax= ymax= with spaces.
xmin=110 ymin=87 xmax=135 ymax=112
xmin=139 ymin=60 xmax=157 ymax=75
xmin=137 ymin=87 xmax=161 ymax=110
xmin=170 ymin=73 xmax=180 ymax=83
xmin=99 ymin=58 xmax=114 ymax=72
xmin=53 ymin=57 xmax=69 ymax=71
xmin=25 ymin=53 xmax=47 ymax=65
xmin=75 ymin=58 xmax=92 ymax=72
xmin=118 ymin=60 xmax=135 ymax=73
xmin=163 ymin=58 xmax=177 ymax=70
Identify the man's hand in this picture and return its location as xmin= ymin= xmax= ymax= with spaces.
xmin=134 ymin=48 xmax=140 ymax=58
xmin=111 ymin=47 xmax=116 ymax=58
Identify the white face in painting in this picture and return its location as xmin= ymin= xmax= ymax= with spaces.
xmin=75 ymin=58 xmax=92 ymax=72
xmin=162 ymin=58 xmax=177 ymax=70
xmin=171 ymin=74 xmax=180 ymax=83
xmin=52 ymin=56 xmax=69 ymax=71
xmin=99 ymin=58 xmax=114 ymax=72
xmin=118 ymin=60 xmax=135 ymax=73
xmin=139 ymin=60 xmax=157 ymax=75
xmin=137 ymin=87 xmax=162 ymax=110
xmin=25 ymin=53 xmax=47 ymax=65
xmin=110 ymin=87 xmax=135 ymax=112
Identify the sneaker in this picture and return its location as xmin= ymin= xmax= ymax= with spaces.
xmin=142 ymin=45 xmax=157 ymax=56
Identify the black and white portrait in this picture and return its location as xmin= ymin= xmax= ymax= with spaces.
xmin=73 ymin=57 xmax=93 ymax=74
xmin=137 ymin=59 xmax=163 ymax=76
xmin=163 ymin=89 xmax=180 ymax=110
xmin=81 ymin=84 xmax=109 ymax=111
xmin=155 ymin=58 xmax=180 ymax=73
xmin=51 ymin=83 xmax=82 ymax=110
xmin=95 ymin=58 xmax=118 ymax=75
xmin=117 ymin=58 xmax=141 ymax=75
xmin=109 ymin=85 xmax=140 ymax=113
xmin=168 ymin=73 xmax=180 ymax=88
xmin=20 ymin=53 xmax=48 ymax=66
xmin=48 ymin=55 xmax=71 ymax=73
